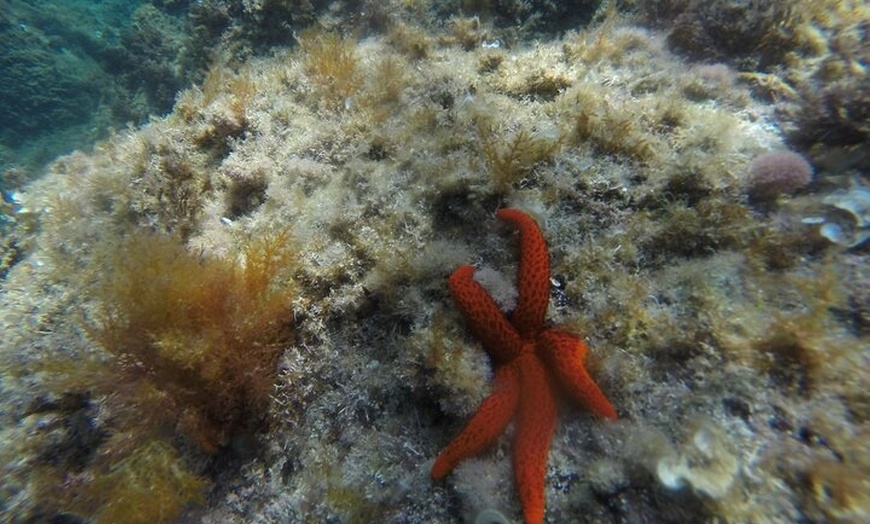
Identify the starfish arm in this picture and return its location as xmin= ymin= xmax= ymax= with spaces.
xmin=512 ymin=353 xmax=557 ymax=524
xmin=496 ymin=209 xmax=550 ymax=338
xmin=431 ymin=364 xmax=520 ymax=479
xmin=449 ymin=265 xmax=523 ymax=364
xmin=538 ymin=330 xmax=618 ymax=420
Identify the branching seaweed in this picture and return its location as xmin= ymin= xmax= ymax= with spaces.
xmin=475 ymin=115 xmax=562 ymax=191
xmin=28 ymin=229 xmax=296 ymax=523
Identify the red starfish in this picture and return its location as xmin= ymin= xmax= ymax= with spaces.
xmin=432 ymin=208 xmax=617 ymax=524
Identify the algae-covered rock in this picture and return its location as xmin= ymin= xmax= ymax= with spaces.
xmin=0 ymin=32 xmax=102 ymax=145
xmin=0 ymin=2 xmax=867 ymax=523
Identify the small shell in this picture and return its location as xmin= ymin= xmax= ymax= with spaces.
xmin=817 ymin=185 xmax=870 ymax=248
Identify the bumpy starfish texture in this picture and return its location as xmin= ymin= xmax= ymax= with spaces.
xmin=432 ymin=208 xmax=617 ymax=524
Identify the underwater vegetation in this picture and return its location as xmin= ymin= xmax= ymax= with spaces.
xmin=87 ymin=229 xmax=296 ymax=453
xmin=1 ymin=228 xmax=296 ymax=522
xmin=0 ymin=0 xmax=207 ymax=174
xmin=0 ymin=1 xmax=867 ymax=523
xmin=298 ymin=29 xmax=363 ymax=110
xmin=635 ymin=0 xmax=869 ymax=170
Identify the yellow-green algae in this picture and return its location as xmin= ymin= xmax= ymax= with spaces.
xmin=0 ymin=2 xmax=867 ymax=523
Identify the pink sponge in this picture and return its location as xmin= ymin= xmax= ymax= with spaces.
xmin=747 ymin=150 xmax=813 ymax=200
